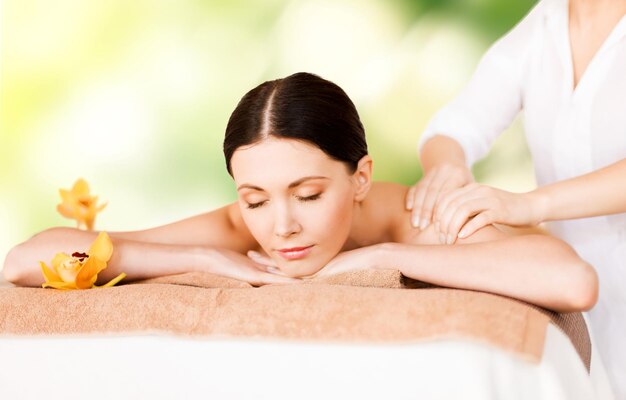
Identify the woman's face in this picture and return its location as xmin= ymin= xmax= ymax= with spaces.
xmin=230 ymin=137 xmax=360 ymax=277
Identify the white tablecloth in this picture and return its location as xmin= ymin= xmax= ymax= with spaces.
xmin=0 ymin=320 xmax=615 ymax=400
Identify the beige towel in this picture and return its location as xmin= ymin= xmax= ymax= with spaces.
xmin=0 ymin=269 xmax=590 ymax=371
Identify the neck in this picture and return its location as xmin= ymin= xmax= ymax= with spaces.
xmin=569 ymin=0 xmax=626 ymax=26
xmin=342 ymin=201 xmax=364 ymax=252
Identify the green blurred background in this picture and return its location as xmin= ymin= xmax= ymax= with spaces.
xmin=0 ymin=0 xmax=537 ymax=270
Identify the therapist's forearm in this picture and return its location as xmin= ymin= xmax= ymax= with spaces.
xmin=420 ymin=134 xmax=467 ymax=172
xmin=531 ymin=157 xmax=626 ymax=222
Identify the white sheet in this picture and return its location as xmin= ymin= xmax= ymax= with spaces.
xmin=0 ymin=324 xmax=615 ymax=400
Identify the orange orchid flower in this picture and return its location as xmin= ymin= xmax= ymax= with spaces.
xmin=40 ymin=232 xmax=126 ymax=290
xmin=57 ymin=178 xmax=107 ymax=230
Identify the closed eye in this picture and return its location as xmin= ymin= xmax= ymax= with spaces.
xmin=297 ymin=193 xmax=321 ymax=202
xmin=246 ymin=201 xmax=267 ymax=209
xmin=246 ymin=194 xmax=322 ymax=210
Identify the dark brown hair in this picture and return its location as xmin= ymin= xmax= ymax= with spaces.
xmin=223 ymin=72 xmax=368 ymax=176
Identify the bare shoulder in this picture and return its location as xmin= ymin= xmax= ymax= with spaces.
xmin=363 ymin=181 xmax=448 ymax=245
xmin=110 ymin=202 xmax=258 ymax=253
xmin=364 ymin=181 xmax=428 ymax=244
xmin=357 ymin=182 xmax=415 ymax=244
xmin=361 ymin=182 xmax=406 ymax=218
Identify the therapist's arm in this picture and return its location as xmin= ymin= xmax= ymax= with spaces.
xmin=407 ymin=3 xmax=545 ymax=230
xmin=532 ymin=158 xmax=626 ymax=221
xmin=420 ymin=134 xmax=467 ymax=173
xmin=435 ymin=158 xmax=626 ymax=243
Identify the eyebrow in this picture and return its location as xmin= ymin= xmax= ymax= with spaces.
xmin=237 ymin=176 xmax=330 ymax=192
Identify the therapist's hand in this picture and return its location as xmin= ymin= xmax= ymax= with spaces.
xmin=405 ymin=163 xmax=473 ymax=229
xmin=435 ymin=183 xmax=543 ymax=244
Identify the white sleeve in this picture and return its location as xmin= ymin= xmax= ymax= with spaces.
xmin=418 ymin=1 xmax=546 ymax=167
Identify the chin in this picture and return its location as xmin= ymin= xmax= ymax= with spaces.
xmin=277 ymin=259 xmax=325 ymax=278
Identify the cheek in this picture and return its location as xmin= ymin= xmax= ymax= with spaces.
xmin=239 ymin=205 xmax=273 ymax=246
xmin=310 ymin=195 xmax=353 ymax=241
xmin=295 ymin=191 xmax=354 ymax=261
xmin=282 ymin=195 xmax=353 ymax=278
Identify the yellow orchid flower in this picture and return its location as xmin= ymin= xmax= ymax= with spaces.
xmin=57 ymin=178 xmax=107 ymax=230
xmin=40 ymin=231 xmax=126 ymax=290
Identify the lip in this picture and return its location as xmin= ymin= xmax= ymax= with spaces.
xmin=275 ymin=245 xmax=315 ymax=260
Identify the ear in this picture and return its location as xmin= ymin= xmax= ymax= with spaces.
xmin=353 ymin=155 xmax=373 ymax=202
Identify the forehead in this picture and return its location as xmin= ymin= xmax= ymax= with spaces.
xmin=231 ymin=138 xmax=346 ymax=185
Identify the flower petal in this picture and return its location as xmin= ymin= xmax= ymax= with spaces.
xmin=75 ymin=257 xmax=107 ymax=289
xmin=56 ymin=204 xmax=75 ymax=218
xmin=88 ymin=232 xmax=113 ymax=261
xmin=72 ymin=178 xmax=90 ymax=197
xmin=59 ymin=188 xmax=76 ymax=203
xmin=51 ymin=253 xmax=72 ymax=269
xmin=85 ymin=216 xmax=97 ymax=231
xmin=40 ymin=261 xmax=61 ymax=283
xmin=42 ymin=281 xmax=78 ymax=290
xmin=96 ymin=272 xmax=127 ymax=288
xmin=57 ymin=179 xmax=106 ymax=230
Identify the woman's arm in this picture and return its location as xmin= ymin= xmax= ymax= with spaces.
xmin=316 ymin=183 xmax=598 ymax=313
xmin=3 ymin=203 xmax=296 ymax=287
xmin=386 ymin=234 xmax=596 ymax=312
xmin=389 ymin=222 xmax=598 ymax=313
xmin=108 ymin=203 xmax=257 ymax=251
xmin=315 ymin=229 xmax=597 ymax=313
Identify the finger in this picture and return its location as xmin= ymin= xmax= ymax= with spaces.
xmin=458 ymin=211 xmax=495 ymax=239
xmin=438 ymin=191 xmax=483 ymax=243
xmin=420 ymin=168 xmax=465 ymax=229
xmin=432 ymin=178 xmax=471 ymax=221
xmin=266 ymin=266 xmax=288 ymax=276
xmin=411 ymin=173 xmax=435 ymax=227
xmin=434 ymin=183 xmax=478 ymax=226
xmin=435 ymin=188 xmax=468 ymax=242
xmin=247 ymin=250 xmax=276 ymax=267
xmin=417 ymin=171 xmax=445 ymax=229
xmin=446 ymin=198 xmax=490 ymax=244
xmin=405 ymin=185 xmax=416 ymax=210
xmin=247 ymin=259 xmax=269 ymax=272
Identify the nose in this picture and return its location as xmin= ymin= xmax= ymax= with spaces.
xmin=273 ymin=203 xmax=301 ymax=238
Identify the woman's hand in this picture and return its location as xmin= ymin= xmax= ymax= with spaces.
xmin=435 ymin=183 xmax=544 ymax=244
xmin=210 ymin=248 xmax=301 ymax=286
xmin=313 ymin=245 xmax=389 ymax=278
xmin=406 ymin=163 xmax=474 ymax=229
xmin=249 ymin=246 xmax=392 ymax=279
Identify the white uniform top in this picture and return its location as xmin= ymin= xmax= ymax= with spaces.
xmin=418 ymin=0 xmax=626 ymax=397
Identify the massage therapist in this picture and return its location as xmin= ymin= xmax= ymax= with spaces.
xmin=405 ymin=0 xmax=626 ymax=397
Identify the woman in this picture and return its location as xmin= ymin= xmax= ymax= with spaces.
xmin=3 ymin=72 xmax=597 ymax=313
xmin=405 ymin=0 xmax=626 ymax=396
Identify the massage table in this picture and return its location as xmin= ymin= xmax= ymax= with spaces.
xmin=0 ymin=270 xmax=616 ymax=400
